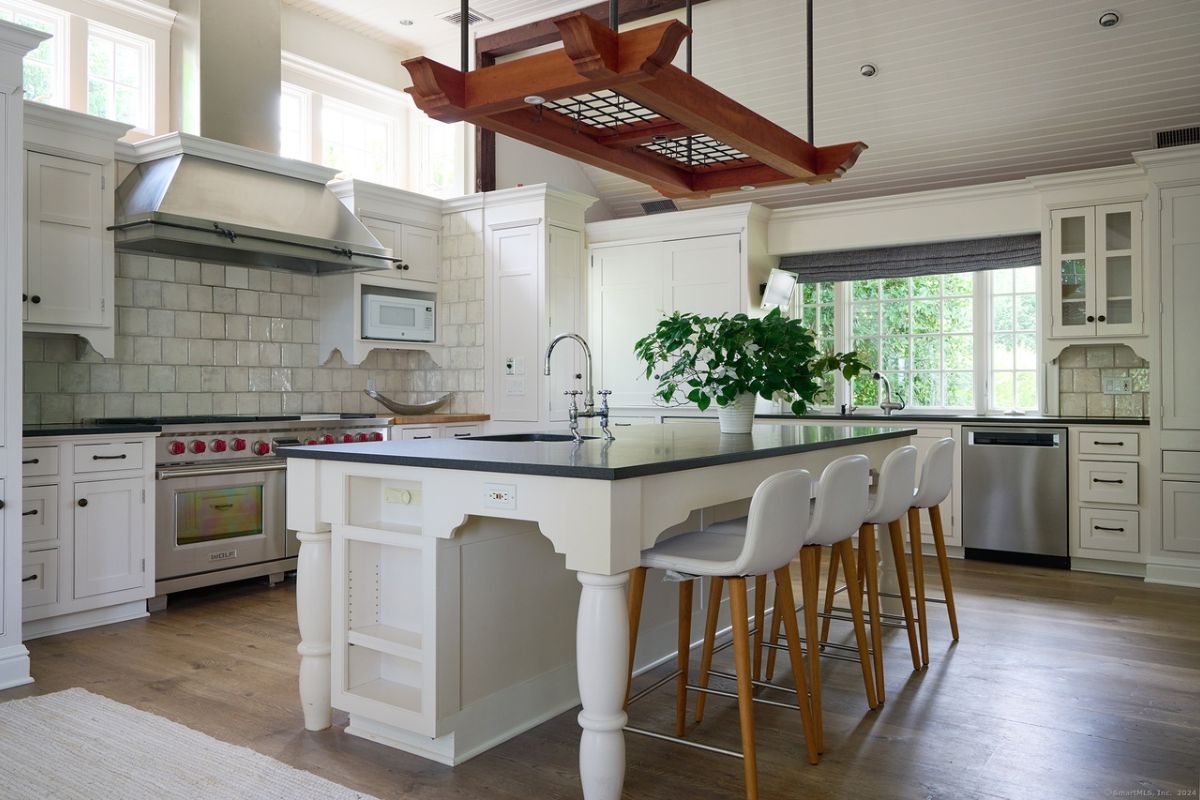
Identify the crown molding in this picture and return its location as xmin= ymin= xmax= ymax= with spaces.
xmin=768 ymin=179 xmax=1036 ymax=224
xmin=586 ymin=201 xmax=763 ymax=244
xmin=24 ymin=100 xmax=133 ymax=142
xmin=281 ymin=50 xmax=411 ymax=107
xmin=118 ymin=132 xmax=340 ymax=183
xmin=78 ymin=0 xmax=176 ymax=28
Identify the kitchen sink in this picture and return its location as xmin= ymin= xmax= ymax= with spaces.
xmin=466 ymin=433 xmax=597 ymax=443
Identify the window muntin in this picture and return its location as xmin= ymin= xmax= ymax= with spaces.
xmin=0 ymin=0 xmax=67 ymax=106
xmin=989 ymin=266 xmax=1039 ymax=411
xmin=414 ymin=115 xmax=463 ymax=198
xmin=792 ymin=280 xmax=837 ymax=406
xmin=320 ymin=96 xmax=394 ymax=185
xmin=86 ymin=23 xmax=152 ymax=130
xmin=279 ymin=82 xmax=310 ymax=161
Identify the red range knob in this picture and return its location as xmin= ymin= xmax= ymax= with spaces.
xmin=231 ymin=438 xmax=247 ymax=452
xmin=342 ymin=434 xmax=354 ymax=443
xmin=253 ymin=441 xmax=271 ymax=456
xmin=369 ymin=431 xmax=384 ymax=442
xmin=322 ymin=434 xmax=335 ymax=444
xmin=210 ymin=439 xmax=227 ymax=453
xmin=190 ymin=440 xmax=207 ymax=454
xmin=356 ymin=433 xmax=369 ymax=442
xmin=167 ymin=440 xmax=186 ymax=456
xmin=306 ymin=439 xmax=318 ymax=446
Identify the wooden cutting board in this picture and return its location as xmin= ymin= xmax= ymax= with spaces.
xmin=390 ymin=414 xmax=491 ymax=425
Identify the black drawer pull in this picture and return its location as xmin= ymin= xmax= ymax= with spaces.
xmin=1092 ymin=478 xmax=1124 ymax=484
xmin=1091 ymin=441 xmax=1124 ymax=446
xmin=22 ymin=509 xmax=38 ymax=517
xmin=92 ymin=454 xmax=128 ymax=461
xmin=211 ymin=503 xmax=234 ymax=510
xmin=413 ymin=436 xmax=432 ymax=440
xmin=22 ymin=573 xmax=38 ymax=583
xmin=22 ymin=458 xmax=39 ymax=465
xmin=1094 ymin=525 xmax=1125 ymax=532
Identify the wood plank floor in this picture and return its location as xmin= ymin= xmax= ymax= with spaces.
xmin=7 ymin=557 xmax=1200 ymax=799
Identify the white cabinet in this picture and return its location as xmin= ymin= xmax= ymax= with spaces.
xmin=22 ymin=103 xmax=131 ymax=358
xmin=1069 ymin=426 xmax=1145 ymax=565
xmin=362 ymin=216 xmax=441 ymax=283
xmin=73 ymin=477 xmax=146 ymax=598
xmin=1160 ymin=185 xmax=1200 ymax=432
xmin=397 ymin=426 xmax=440 ymax=441
xmin=20 ymin=484 xmax=57 ymax=545
xmin=1048 ymin=203 xmax=1143 ymax=338
xmin=330 ymin=178 xmax=442 ymax=284
xmin=1162 ymin=481 xmax=1200 ymax=555
xmin=391 ymin=422 xmax=481 ymax=441
xmin=1078 ymin=507 xmax=1140 ymax=555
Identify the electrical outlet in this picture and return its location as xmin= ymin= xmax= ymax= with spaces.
xmin=484 ymin=483 xmax=517 ymax=509
xmin=511 ymin=356 xmax=526 ymax=375
xmin=1102 ymin=376 xmax=1133 ymax=395
xmin=384 ymin=486 xmax=419 ymax=505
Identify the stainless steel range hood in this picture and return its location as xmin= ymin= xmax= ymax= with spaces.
xmin=113 ymin=134 xmax=394 ymax=275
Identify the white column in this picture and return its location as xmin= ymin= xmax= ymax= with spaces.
xmin=576 ymin=571 xmax=629 ymax=800
xmin=296 ymin=529 xmax=332 ymax=731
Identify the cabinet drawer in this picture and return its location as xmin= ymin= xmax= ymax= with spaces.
xmin=22 ymin=484 xmax=59 ymax=545
xmin=1078 ymin=507 xmax=1139 ymax=554
xmin=1078 ymin=461 xmax=1139 ymax=505
xmin=1078 ymin=430 xmax=1139 ymax=456
xmin=1162 ymin=450 xmax=1200 ymax=477
xmin=21 ymin=548 xmax=59 ymax=609
xmin=73 ymin=441 xmax=144 ymax=473
xmin=398 ymin=426 xmax=440 ymax=441
xmin=22 ymin=446 xmax=58 ymax=477
xmin=443 ymin=424 xmax=479 ymax=439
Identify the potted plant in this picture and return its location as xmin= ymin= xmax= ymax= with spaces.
xmin=633 ymin=307 xmax=870 ymax=434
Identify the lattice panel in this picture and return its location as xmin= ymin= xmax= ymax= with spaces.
xmin=542 ymin=89 xmax=663 ymax=131
xmin=639 ymin=133 xmax=751 ymax=167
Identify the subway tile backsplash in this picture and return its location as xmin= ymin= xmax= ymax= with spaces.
xmin=24 ymin=209 xmax=486 ymax=424
xmin=1057 ymin=344 xmax=1149 ymax=419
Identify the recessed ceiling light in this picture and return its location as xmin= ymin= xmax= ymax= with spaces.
xmin=1098 ymin=10 xmax=1120 ymax=27
xmin=398 ymin=18 xmax=414 ymax=26
xmin=523 ymin=95 xmax=545 ymax=105
xmin=740 ymin=185 xmax=756 ymax=191
xmin=860 ymin=63 xmax=878 ymax=78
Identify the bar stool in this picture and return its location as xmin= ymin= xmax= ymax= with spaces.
xmin=708 ymin=455 xmax=876 ymax=755
xmin=908 ymin=437 xmax=959 ymax=666
xmin=818 ymin=445 xmax=920 ymax=703
xmin=624 ymin=468 xmax=820 ymax=800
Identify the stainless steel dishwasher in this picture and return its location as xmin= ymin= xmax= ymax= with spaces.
xmin=962 ymin=426 xmax=1069 ymax=568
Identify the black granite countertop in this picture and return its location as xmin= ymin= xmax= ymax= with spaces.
xmin=23 ymin=423 xmax=162 ymax=438
xmin=279 ymin=422 xmax=917 ymax=480
xmin=759 ymin=413 xmax=1150 ymax=427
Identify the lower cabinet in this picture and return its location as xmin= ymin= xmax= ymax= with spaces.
xmin=73 ymin=477 xmax=146 ymax=598
xmin=391 ymin=423 xmax=482 ymax=441
xmin=1162 ymin=481 xmax=1200 ymax=554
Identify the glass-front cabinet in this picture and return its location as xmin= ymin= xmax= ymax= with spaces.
xmin=1049 ymin=202 xmax=1142 ymax=338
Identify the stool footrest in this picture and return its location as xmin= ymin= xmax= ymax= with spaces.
xmin=624 ymin=725 xmax=744 ymax=759
xmin=878 ymin=590 xmax=948 ymax=604
xmin=688 ymin=679 xmax=805 ymax=710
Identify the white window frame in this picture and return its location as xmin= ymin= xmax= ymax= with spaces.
xmin=84 ymin=19 xmax=153 ymax=133
xmin=319 ymin=93 xmax=398 ymax=185
xmin=984 ymin=266 xmax=1041 ymax=413
xmin=279 ymin=81 xmax=311 ymax=162
xmin=0 ymin=0 xmax=68 ymax=106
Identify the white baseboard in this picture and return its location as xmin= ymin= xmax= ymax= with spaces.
xmin=23 ymin=601 xmax=148 ymax=640
xmin=1145 ymin=560 xmax=1200 ymax=588
xmin=0 ymin=643 xmax=32 ymax=691
xmin=1070 ymin=557 xmax=1146 ymax=579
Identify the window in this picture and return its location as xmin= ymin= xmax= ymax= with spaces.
xmin=0 ymin=0 xmax=67 ymax=106
xmin=86 ymin=23 xmax=152 ymax=130
xmin=320 ymin=97 xmax=394 ymax=185
xmin=413 ymin=115 xmax=464 ymax=198
xmin=279 ymin=83 xmax=310 ymax=161
xmin=791 ymin=266 xmax=1039 ymax=414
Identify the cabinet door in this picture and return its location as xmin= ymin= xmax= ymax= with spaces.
xmin=26 ymin=152 xmax=105 ymax=326
xmin=1094 ymin=203 xmax=1142 ymax=336
xmin=74 ymin=477 xmax=146 ymax=598
xmin=1162 ymin=186 xmax=1200 ymax=431
xmin=21 ymin=484 xmax=58 ymax=545
xmin=362 ymin=217 xmax=406 ymax=280
xmin=913 ymin=428 xmax=958 ymax=547
xmin=400 ymin=224 xmax=440 ymax=283
xmin=1162 ymin=481 xmax=1200 ymax=554
xmin=547 ymin=225 xmax=584 ymax=421
xmin=590 ymin=242 xmax=667 ymax=408
xmin=1049 ymin=207 xmax=1095 ymax=337
xmin=664 ymin=234 xmax=742 ymax=316
xmin=397 ymin=426 xmax=440 ymax=441
xmin=491 ymin=224 xmax=541 ymax=421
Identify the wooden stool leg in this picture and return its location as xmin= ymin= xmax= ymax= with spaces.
xmin=676 ymin=578 xmax=694 ymax=737
xmin=860 ymin=523 xmax=886 ymax=703
xmin=836 ymin=539 xmax=878 ymax=709
xmin=887 ymin=520 xmax=921 ymax=671
xmin=819 ymin=544 xmax=841 ymax=645
xmin=728 ymin=577 xmax=759 ymax=800
xmin=908 ymin=507 xmax=930 ymax=667
xmin=764 ymin=582 xmax=784 ymax=681
xmin=694 ymin=576 xmax=724 ymax=723
xmin=929 ymin=505 xmax=959 ymax=641
xmin=774 ymin=565 xmax=820 ymax=765
xmin=799 ymin=545 xmax=824 ymax=754
xmin=625 ymin=566 xmax=647 ymax=708
xmin=753 ymin=575 xmax=767 ymax=681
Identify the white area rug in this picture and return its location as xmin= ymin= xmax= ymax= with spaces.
xmin=0 ymin=688 xmax=378 ymax=799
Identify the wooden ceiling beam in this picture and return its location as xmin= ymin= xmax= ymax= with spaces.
xmin=595 ymin=120 xmax=694 ymax=148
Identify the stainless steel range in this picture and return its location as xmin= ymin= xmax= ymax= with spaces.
xmin=92 ymin=414 xmax=390 ymax=609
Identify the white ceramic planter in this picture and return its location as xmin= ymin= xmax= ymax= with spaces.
xmin=717 ymin=392 xmax=756 ymax=434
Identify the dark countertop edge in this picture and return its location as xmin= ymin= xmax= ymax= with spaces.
xmin=23 ymin=424 xmax=163 ymax=438
xmin=279 ymin=427 xmax=917 ymax=481
xmin=757 ymin=414 xmax=1151 ymax=427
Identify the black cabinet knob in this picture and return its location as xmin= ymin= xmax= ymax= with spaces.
xmin=30 ymin=295 xmax=41 ymax=304
xmin=1098 ymin=314 xmax=1106 ymax=322
xmin=0 ymin=499 xmax=5 ymax=510
xmin=1086 ymin=315 xmax=1095 ymax=322
xmin=22 ymin=293 xmax=27 ymax=302
xmin=78 ymin=498 xmax=88 ymax=507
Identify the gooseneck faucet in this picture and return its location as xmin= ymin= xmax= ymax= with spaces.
xmin=544 ymin=333 xmax=613 ymax=441
xmin=874 ymin=371 xmax=906 ymax=416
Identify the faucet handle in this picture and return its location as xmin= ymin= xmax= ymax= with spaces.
xmin=597 ymin=389 xmax=612 ymax=396
xmin=564 ymin=389 xmax=583 ymax=396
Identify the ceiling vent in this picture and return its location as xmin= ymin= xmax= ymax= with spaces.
xmin=641 ymin=199 xmax=679 ymax=215
xmin=1155 ymin=126 xmax=1200 ymax=149
xmin=438 ymin=7 xmax=493 ymax=26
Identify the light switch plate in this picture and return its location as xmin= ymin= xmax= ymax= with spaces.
xmin=504 ymin=376 xmax=525 ymax=396
xmin=484 ymin=483 xmax=517 ymax=509
xmin=1102 ymin=376 xmax=1132 ymax=395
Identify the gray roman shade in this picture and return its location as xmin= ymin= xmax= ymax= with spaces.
xmin=779 ymin=234 xmax=1041 ymax=283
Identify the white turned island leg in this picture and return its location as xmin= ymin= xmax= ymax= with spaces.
xmin=576 ymin=572 xmax=630 ymax=800
xmin=296 ymin=529 xmax=333 ymax=731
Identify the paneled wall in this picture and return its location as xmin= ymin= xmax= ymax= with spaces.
xmin=1058 ymin=344 xmax=1150 ymax=419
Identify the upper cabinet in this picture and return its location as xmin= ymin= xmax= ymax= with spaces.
xmin=1049 ymin=202 xmax=1143 ymax=339
xmin=330 ymin=179 xmax=442 ymax=284
xmin=23 ymin=102 xmax=132 ymax=357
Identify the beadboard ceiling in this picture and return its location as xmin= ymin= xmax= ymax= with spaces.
xmin=287 ymin=0 xmax=1200 ymax=218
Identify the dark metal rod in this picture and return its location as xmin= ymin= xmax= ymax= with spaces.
xmin=623 ymin=726 xmax=744 ymax=759
xmin=686 ymin=0 xmax=693 ymax=74
xmin=609 ymin=0 xmax=618 ymax=30
xmin=461 ymin=0 xmax=469 ymax=72
xmin=806 ymin=0 xmax=814 ymax=143
xmin=108 ymin=220 xmax=401 ymax=264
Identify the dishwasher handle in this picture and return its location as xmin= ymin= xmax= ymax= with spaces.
xmin=967 ymin=430 xmax=1062 ymax=447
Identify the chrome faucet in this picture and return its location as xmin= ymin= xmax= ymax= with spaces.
xmin=874 ymin=371 xmax=906 ymax=416
xmin=545 ymin=333 xmax=614 ymax=441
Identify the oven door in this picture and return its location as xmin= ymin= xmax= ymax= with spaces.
xmin=155 ymin=462 xmax=287 ymax=581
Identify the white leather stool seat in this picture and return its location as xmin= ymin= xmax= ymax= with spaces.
xmin=641 ymin=531 xmax=748 ymax=576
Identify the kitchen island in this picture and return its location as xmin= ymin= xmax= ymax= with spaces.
xmin=283 ymin=422 xmax=915 ymax=799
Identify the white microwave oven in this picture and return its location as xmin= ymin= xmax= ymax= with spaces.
xmin=362 ymin=289 xmax=436 ymax=342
